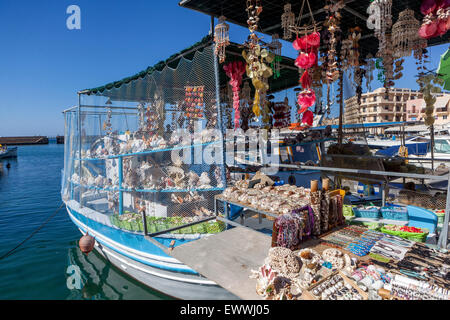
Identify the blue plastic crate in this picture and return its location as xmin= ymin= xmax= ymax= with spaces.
xmin=381 ymin=206 xmax=408 ymax=221
xmin=353 ymin=207 xmax=381 ymax=219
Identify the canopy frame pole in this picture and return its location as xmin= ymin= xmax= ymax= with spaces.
xmin=211 ymin=15 xmax=227 ymax=189
xmin=77 ymin=93 xmax=84 ymax=209
xmin=437 ymin=178 xmax=450 ymax=250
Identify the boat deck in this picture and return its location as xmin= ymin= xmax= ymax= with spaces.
xmin=170 ymin=226 xmax=271 ymax=300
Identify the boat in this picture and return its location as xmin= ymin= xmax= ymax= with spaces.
xmin=409 ymin=135 xmax=450 ymax=171
xmin=61 ymin=34 xmax=305 ymax=300
xmin=0 ymin=145 xmax=17 ymax=159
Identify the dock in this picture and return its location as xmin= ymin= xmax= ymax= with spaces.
xmin=0 ymin=136 xmax=49 ymax=146
xmin=170 ymin=227 xmax=271 ymax=300
xmin=56 ymin=136 xmax=64 ymax=144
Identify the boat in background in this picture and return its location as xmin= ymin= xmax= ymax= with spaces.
xmin=0 ymin=145 xmax=17 ymax=159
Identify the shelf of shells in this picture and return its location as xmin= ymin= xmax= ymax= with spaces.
xmin=70 ymin=135 xmax=226 ymax=220
xmin=71 ymin=149 xmax=225 ymax=194
xmin=76 ymin=129 xmax=222 ymax=161
xmin=218 ymin=178 xmax=312 ymax=217
xmin=217 ymin=174 xmax=343 ymax=222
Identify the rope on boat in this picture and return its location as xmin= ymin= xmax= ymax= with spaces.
xmin=0 ymin=202 xmax=65 ymax=261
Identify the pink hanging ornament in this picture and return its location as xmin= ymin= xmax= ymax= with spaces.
xmin=301 ymin=110 xmax=314 ymax=126
xmin=300 ymin=70 xmax=312 ymax=89
xmin=297 ymin=90 xmax=316 ymax=113
xmin=421 ymin=0 xmax=437 ymax=15
xmin=223 ymin=61 xmax=246 ymax=129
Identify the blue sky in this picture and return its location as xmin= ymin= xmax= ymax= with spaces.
xmin=0 ymin=1 xmax=448 ymax=136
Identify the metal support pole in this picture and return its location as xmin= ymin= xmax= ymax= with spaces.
xmin=78 ymin=94 xmax=83 ymax=208
xmin=142 ymin=211 xmax=148 ymax=236
xmin=437 ymin=177 xmax=450 ymax=250
xmin=381 ymin=182 xmax=387 ymax=207
xmin=431 ymin=124 xmax=435 ymax=171
xmin=212 ymin=15 xmax=228 ymax=189
xmin=118 ymin=156 xmax=124 ymax=216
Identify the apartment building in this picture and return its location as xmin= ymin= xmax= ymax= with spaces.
xmin=344 ymin=88 xmax=422 ymax=125
xmin=406 ymin=95 xmax=450 ymax=125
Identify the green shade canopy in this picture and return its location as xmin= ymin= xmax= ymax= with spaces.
xmin=438 ymin=49 xmax=450 ymax=91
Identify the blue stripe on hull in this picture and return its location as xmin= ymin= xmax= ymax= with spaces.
xmin=67 ymin=207 xmax=199 ymax=275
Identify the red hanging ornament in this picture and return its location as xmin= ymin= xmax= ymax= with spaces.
xmin=301 ymin=110 xmax=314 ymax=126
xmin=223 ymin=61 xmax=246 ymax=129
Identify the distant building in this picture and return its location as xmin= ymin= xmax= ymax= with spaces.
xmin=406 ymin=94 xmax=450 ymax=125
xmin=321 ymin=117 xmax=339 ymax=126
xmin=344 ymin=88 xmax=423 ymax=127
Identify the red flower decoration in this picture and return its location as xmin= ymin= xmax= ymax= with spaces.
xmin=419 ymin=20 xmax=438 ymax=39
xmin=295 ymin=51 xmax=317 ymax=69
xmin=302 ymin=110 xmax=314 ymax=126
xmin=306 ymin=32 xmax=321 ymax=49
xmin=297 ymin=90 xmax=316 ymax=113
xmin=300 ymin=70 xmax=312 ymax=89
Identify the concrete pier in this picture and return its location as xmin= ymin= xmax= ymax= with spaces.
xmin=0 ymin=136 xmax=49 ymax=146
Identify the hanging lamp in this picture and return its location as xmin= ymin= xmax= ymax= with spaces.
xmin=392 ymin=9 xmax=422 ymax=58
xmin=214 ymin=16 xmax=230 ymax=64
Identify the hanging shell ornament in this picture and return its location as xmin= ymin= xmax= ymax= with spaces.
xmin=242 ymin=47 xmax=274 ymax=118
xmin=392 ymin=9 xmax=422 ymax=58
xmin=269 ymin=34 xmax=282 ymax=79
xmin=281 ymin=3 xmax=296 ymax=40
xmin=103 ymin=107 xmax=113 ymax=136
xmin=214 ymin=16 xmax=230 ymax=64
xmin=137 ymin=102 xmax=146 ymax=132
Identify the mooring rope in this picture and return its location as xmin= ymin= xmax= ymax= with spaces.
xmin=0 ymin=202 xmax=65 ymax=261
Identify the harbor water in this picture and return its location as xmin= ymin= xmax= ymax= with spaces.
xmin=0 ymin=143 xmax=170 ymax=300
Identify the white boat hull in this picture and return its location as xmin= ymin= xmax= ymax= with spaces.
xmin=0 ymin=147 xmax=17 ymax=159
xmin=66 ymin=204 xmax=238 ymax=300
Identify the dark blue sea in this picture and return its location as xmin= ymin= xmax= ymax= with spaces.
xmin=0 ymin=143 xmax=169 ymax=300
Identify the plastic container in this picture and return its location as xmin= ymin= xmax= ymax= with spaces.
xmin=353 ymin=207 xmax=381 ymax=219
xmin=381 ymin=206 xmax=408 ymax=221
xmin=343 ymin=205 xmax=355 ymax=217
xmin=380 ymin=226 xmax=429 ymax=243
xmin=435 ymin=211 xmax=446 ymax=225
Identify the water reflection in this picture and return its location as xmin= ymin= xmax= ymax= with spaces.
xmin=66 ymin=245 xmax=172 ymax=300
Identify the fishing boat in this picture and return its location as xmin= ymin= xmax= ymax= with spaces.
xmin=61 ymin=34 xmax=305 ymax=300
xmin=0 ymin=145 xmax=17 ymax=159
